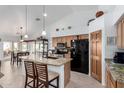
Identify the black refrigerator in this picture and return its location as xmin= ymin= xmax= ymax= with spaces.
xmin=70 ymin=39 xmax=89 ymax=74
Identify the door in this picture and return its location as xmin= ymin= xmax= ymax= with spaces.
xmin=90 ymin=31 xmax=102 ymax=82
xmin=117 ymin=21 xmax=122 ymax=48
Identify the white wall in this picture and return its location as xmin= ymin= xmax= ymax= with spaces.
xmin=46 ymin=10 xmax=96 ymax=48
xmin=0 ymin=42 xmax=3 ymax=60
xmin=49 ymin=11 xmax=90 ymax=37
xmin=112 ymin=5 xmax=124 ymax=25
xmin=88 ymin=16 xmax=106 ymax=86
xmin=0 ymin=35 xmax=19 ymax=42
xmin=105 ymin=6 xmax=124 ymax=58
xmin=104 ymin=11 xmax=117 ymax=58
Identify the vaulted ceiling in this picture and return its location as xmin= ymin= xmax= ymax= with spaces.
xmin=0 ymin=5 xmax=116 ymax=41
xmin=0 ymin=5 xmax=98 ymax=38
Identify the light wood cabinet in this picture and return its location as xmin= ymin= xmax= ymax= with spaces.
xmin=122 ymin=20 xmax=124 ymax=48
xmin=106 ymin=65 xmax=117 ymax=88
xmin=106 ymin=64 xmax=124 ymax=88
xmin=52 ymin=34 xmax=88 ymax=48
xmin=79 ymin=34 xmax=88 ymax=39
xmin=117 ymin=82 xmax=124 ymax=88
xmin=52 ymin=34 xmax=88 ymax=58
xmin=90 ymin=31 xmax=102 ymax=82
xmin=66 ymin=36 xmax=73 ymax=47
xmin=52 ymin=38 xmax=57 ymax=47
xmin=117 ymin=19 xmax=124 ymax=48
xmin=61 ymin=36 xmax=66 ymax=43
xmin=57 ymin=37 xmax=62 ymax=43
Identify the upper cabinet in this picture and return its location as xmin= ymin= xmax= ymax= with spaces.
xmin=52 ymin=34 xmax=88 ymax=48
xmin=117 ymin=19 xmax=124 ymax=48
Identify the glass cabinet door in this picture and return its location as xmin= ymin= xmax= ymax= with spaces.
xmin=21 ymin=42 xmax=28 ymax=51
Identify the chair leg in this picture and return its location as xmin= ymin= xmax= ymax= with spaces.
xmin=45 ymin=83 xmax=49 ymax=88
xmin=17 ymin=56 xmax=18 ymax=66
xmin=12 ymin=58 xmax=14 ymax=65
xmin=36 ymin=79 xmax=38 ymax=88
xmin=57 ymin=76 xmax=59 ymax=88
xmin=33 ymin=78 xmax=35 ymax=88
xmin=25 ymin=76 xmax=28 ymax=88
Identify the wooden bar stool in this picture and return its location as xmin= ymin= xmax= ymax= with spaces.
xmin=35 ymin=63 xmax=59 ymax=88
xmin=24 ymin=61 xmax=36 ymax=88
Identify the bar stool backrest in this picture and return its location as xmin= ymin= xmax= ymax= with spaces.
xmin=24 ymin=61 xmax=35 ymax=77
xmin=35 ymin=63 xmax=48 ymax=83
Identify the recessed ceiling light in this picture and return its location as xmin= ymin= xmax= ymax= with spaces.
xmin=35 ymin=18 xmax=41 ymax=21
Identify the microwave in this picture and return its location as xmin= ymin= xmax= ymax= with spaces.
xmin=114 ymin=52 xmax=124 ymax=64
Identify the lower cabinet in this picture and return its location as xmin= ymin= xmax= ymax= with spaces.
xmin=117 ymin=82 xmax=124 ymax=88
xmin=106 ymin=68 xmax=117 ymax=88
xmin=106 ymin=65 xmax=124 ymax=88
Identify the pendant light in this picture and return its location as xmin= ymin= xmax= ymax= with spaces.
xmin=42 ymin=5 xmax=47 ymax=36
xmin=20 ymin=35 xmax=24 ymax=42
xmin=24 ymin=5 xmax=28 ymax=38
xmin=20 ymin=27 xmax=24 ymax=42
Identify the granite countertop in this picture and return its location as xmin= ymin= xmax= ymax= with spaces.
xmin=106 ymin=59 xmax=124 ymax=83
xmin=22 ymin=55 xmax=72 ymax=66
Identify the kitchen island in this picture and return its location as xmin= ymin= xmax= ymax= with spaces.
xmin=23 ymin=56 xmax=72 ymax=88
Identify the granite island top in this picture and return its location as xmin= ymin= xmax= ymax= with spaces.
xmin=106 ymin=59 xmax=124 ymax=83
xmin=22 ymin=56 xmax=72 ymax=66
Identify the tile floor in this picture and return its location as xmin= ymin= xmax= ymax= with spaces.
xmin=0 ymin=61 xmax=103 ymax=88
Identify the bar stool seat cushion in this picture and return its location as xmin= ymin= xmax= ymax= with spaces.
xmin=38 ymin=71 xmax=59 ymax=82
xmin=48 ymin=71 xmax=59 ymax=81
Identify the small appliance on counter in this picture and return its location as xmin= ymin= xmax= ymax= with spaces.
xmin=114 ymin=52 xmax=124 ymax=64
xmin=50 ymin=43 xmax=69 ymax=58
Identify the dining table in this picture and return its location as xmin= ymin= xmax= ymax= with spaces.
xmin=14 ymin=51 xmax=30 ymax=65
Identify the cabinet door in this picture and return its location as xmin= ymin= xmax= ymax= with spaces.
xmin=96 ymin=32 xmax=102 ymax=81
xmin=122 ymin=20 xmax=124 ymax=48
xmin=57 ymin=37 xmax=61 ymax=43
xmin=52 ymin=38 xmax=57 ymax=47
xmin=106 ymin=65 xmax=117 ymax=88
xmin=79 ymin=34 xmax=88 ymax=39
xmin=62 ymin=36 xmax=66 ymax=43
xmin=117 ymin=21 xmax=122 ymax=48
xmin=91 ymin=33 xmax=97 ymax=78
xmin=66 ymin=36 xmax=72 ymax=47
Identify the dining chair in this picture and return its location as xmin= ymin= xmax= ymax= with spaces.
xmin=17 ymin=53 xmax=23 ymax=66
xmin=11 ymin=51 xmax=17 ymax=65
xmin=35 ymin=63 xmax=59 ymax=88
xmin=24 ymin=61 xmax=36 ymax=88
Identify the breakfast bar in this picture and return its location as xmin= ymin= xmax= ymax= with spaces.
xmin=23 ymin=56 xmax=72 ymax=88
